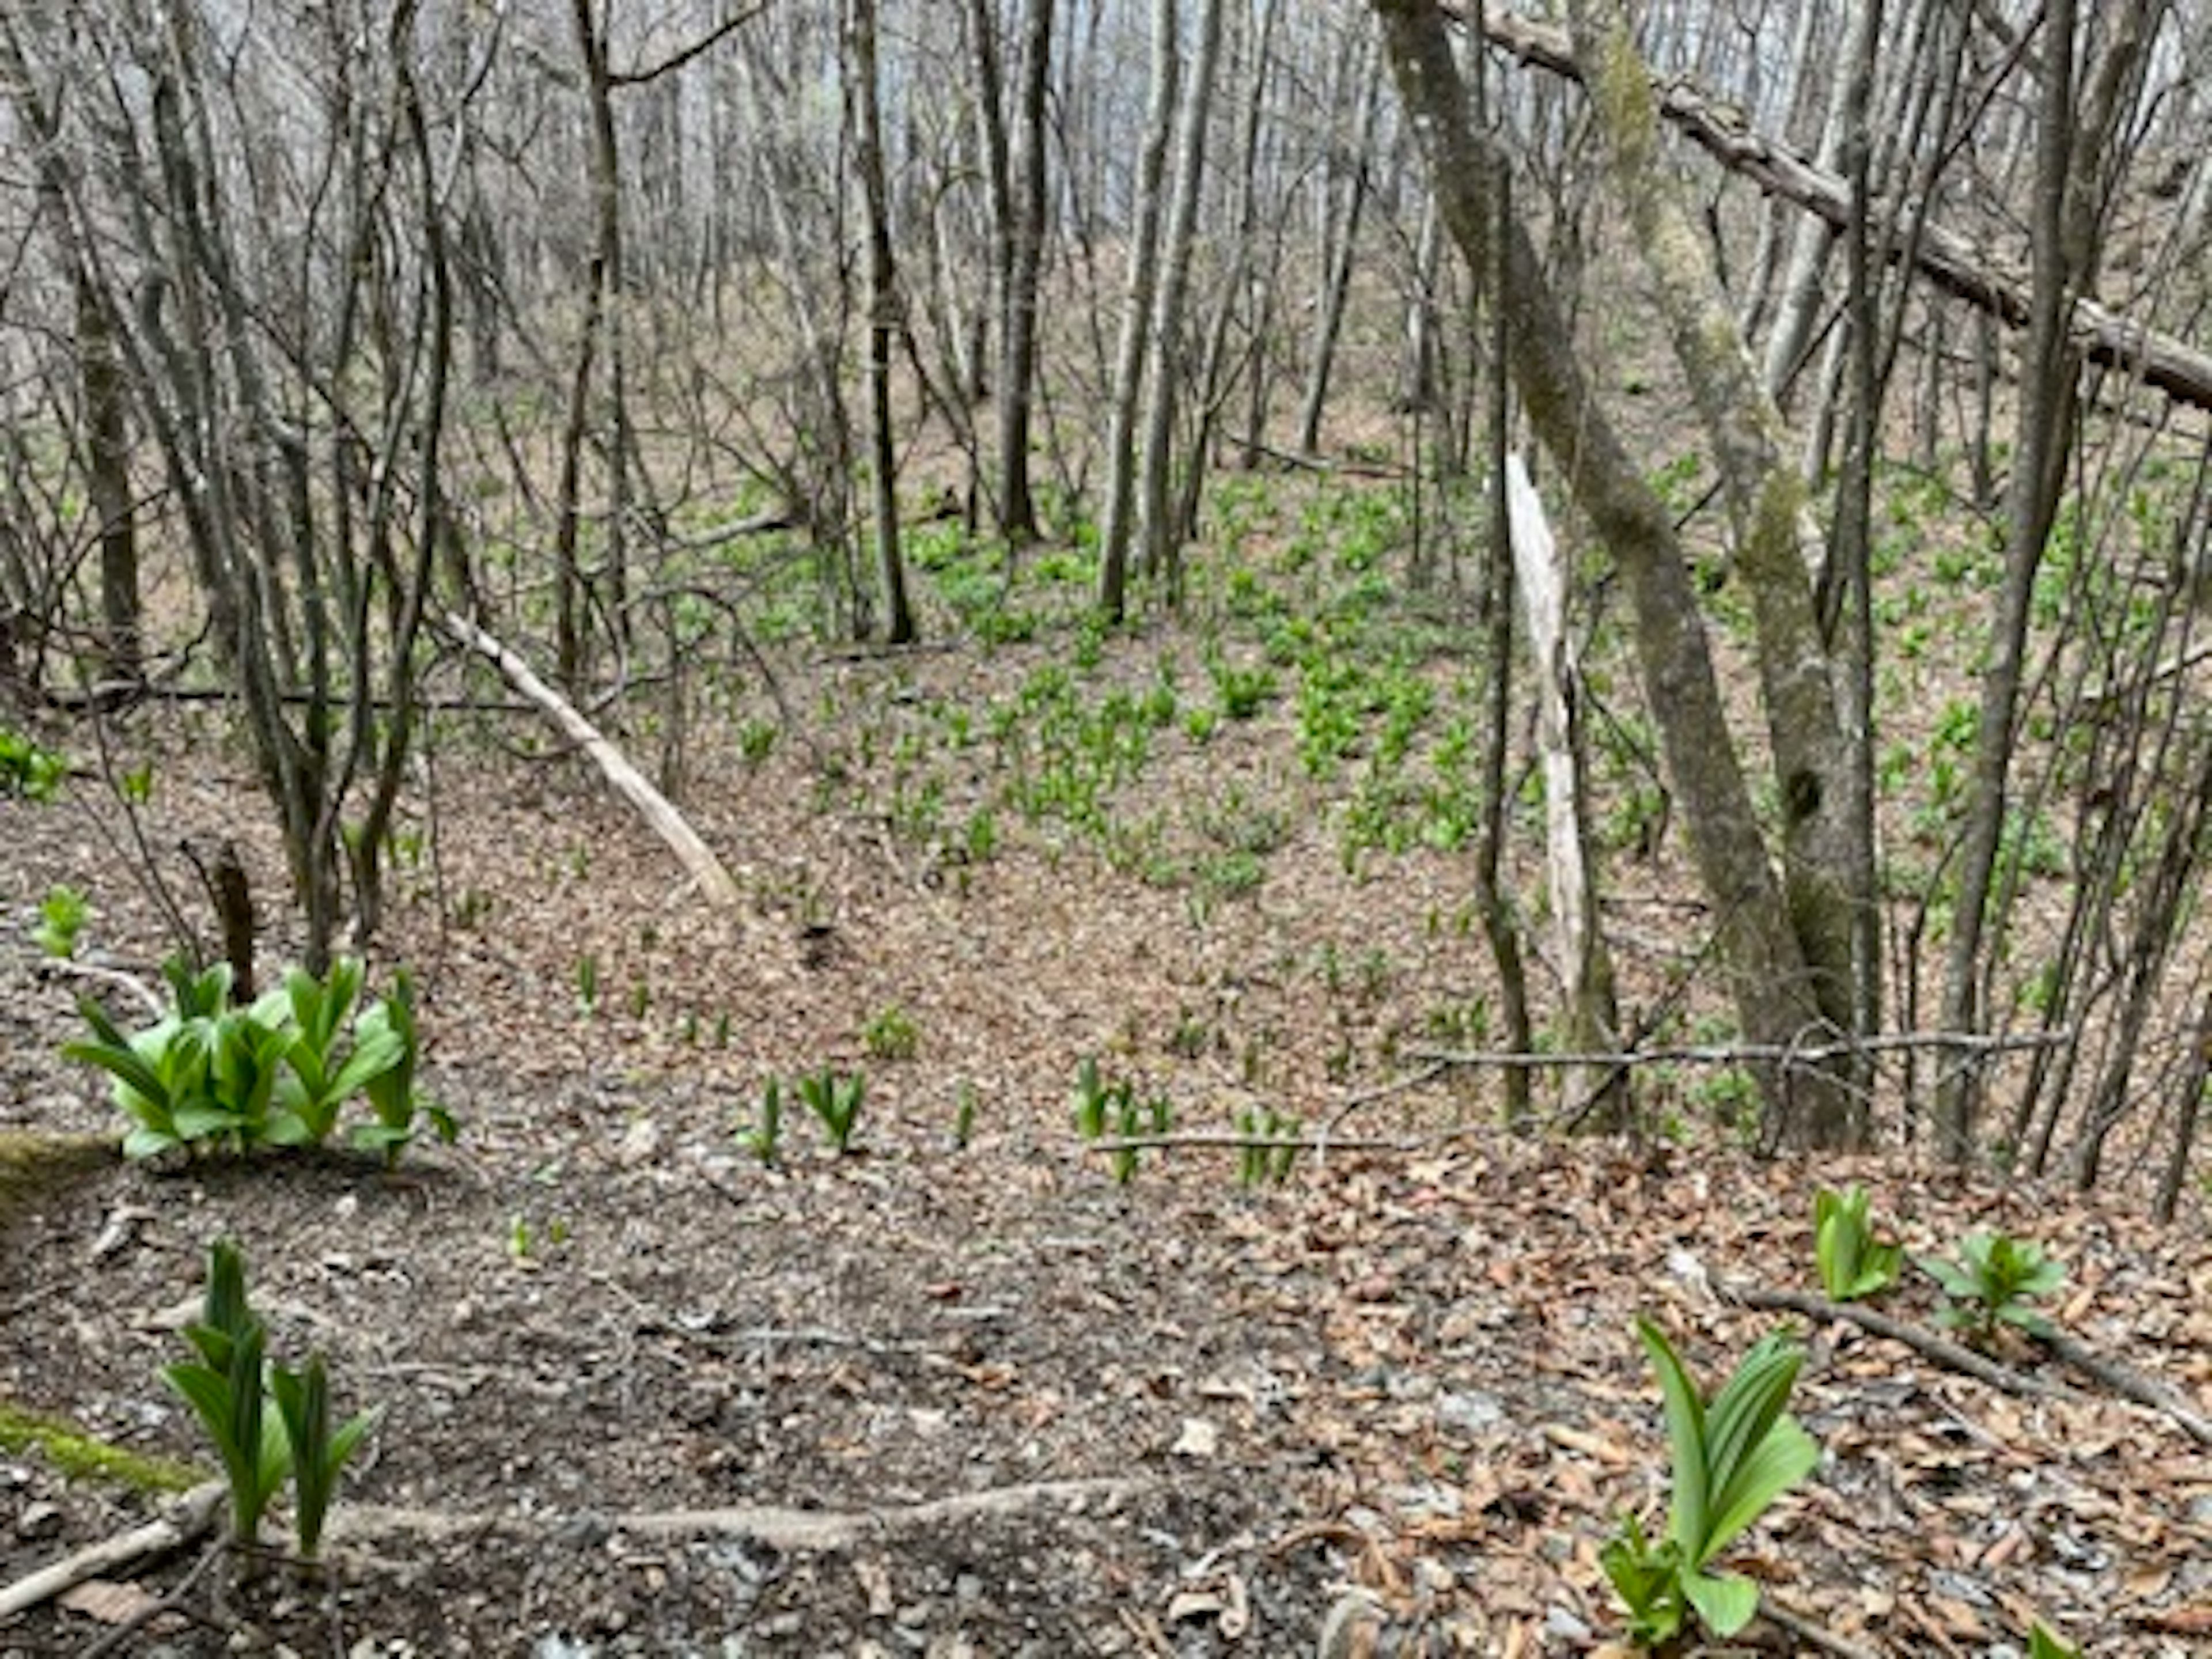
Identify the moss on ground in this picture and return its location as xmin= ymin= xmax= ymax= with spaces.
xmin=0 ymin=1400 xmax=203 ymax=1493
xmin=0 ymin=1128 xmax=117 ymax=1225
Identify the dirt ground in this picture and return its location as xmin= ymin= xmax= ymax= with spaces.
xmin=6 ymin=645 xmax=2212 ymax=1657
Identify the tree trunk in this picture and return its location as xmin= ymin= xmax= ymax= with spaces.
xmin=1097 ymin=0 xmax=1178 ymax=623
xmin=1372 ymin=0 xmax=1846 ymax=1147
xmin=995 ymin=0 xmax=1054 ymax=546
xmin=1137 ymin=0 xmax=1226 ymax=599
xmin=849 ymin=0 xmax=912 ymax=645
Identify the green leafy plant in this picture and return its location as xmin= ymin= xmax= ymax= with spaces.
xmin=575 ymin=953 xmax=600 ymax=1016
xmin=741 ymin=1077 xmax=785 ymax=1165
xmin=1919 ymin=1232 xmax=2065 ymax=1344
xmin=0 ymin=727 xmax=66 ymax=801
xmin=161 ymin=1241 xmax=291 ymax=1546
xmin=65 ymin=957 xmax=442 ymax=1162
xmin=1601 ymin=1321 xmax=1820 ymax=1646
xmin=1812 ymin=1184 xmax=1903 ymax=1302
xmin=953 ymin=1082 xmax=978 ymax=1150
xmin=797 ymin=1067 xmax=866 ymax=1154
xmin=354 ymin=970 xmax=454 ymax=1165
xmin=270 ymin=959 xmax=406 ymax=1145
xmin=862 ymin=1002 xmax=920 ymax=1061
xmin=32 ymin=884 xmax=89 ymax=959
xmin=1236 ymin=1108 xmax=1302 ymax=1185
xmin=2027 ymin=1621 xmax=2081 ymax=1659
xmin=268 ymin=1352 xmax=376 ymax=1559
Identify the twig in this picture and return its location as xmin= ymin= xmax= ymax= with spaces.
xmin=327 ymin=1476 xmax=1152 ymax=1554
xmin=75 ymin=1534 xmax=228 ymax=1659
xmin=0 ymin=1480 xmax=224 ymax=1619
xmin=1323 ymin=1060 xmax=1452 ymax=1133
xmin=1757 ymin=1596 xmax=1886 ymax=1659
xmin=2036 ymin=1329 xmax=2212 ymax=1446
xmin=32 ymin=956 xmax=166 ymax=1020
xmin=1728 ymin=1286 xmax=2083 ymax=1403
xmin=1413 ymin=1026 xmax=2073 ymax=1072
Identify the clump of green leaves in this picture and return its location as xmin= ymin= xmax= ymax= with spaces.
xmin=1236 ymin=1107 xmax=1302 ymax=1186
xmin=740 ymin=1077 xmax=785 ymax=1165
xmin=1812 ymin=1184 xmax=1903 ymax=1302
xmin=1601 ymin=1321 xmax=1820 ymax=1646
xmin=164 ymin=1240 xmax=376 ymax=1559
xmin=32 ymin=884 xmax=89 ymax=959
xmin=64 ymin=957 xmax=450 ymax=1162
xmin=1919 ymin=1232 xmax=2065 ymax=1344
xmin=1071 ymin=1056 xmax=1171 ymax=1184
xmin=797 ymin=1067 xmax=866 ymax=1154
xmin=862 ymin=1002 xmax=920 ymax=1060
xmin=0 ymin=727 xmax=66 ymax=801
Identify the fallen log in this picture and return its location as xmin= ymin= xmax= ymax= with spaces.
xmin=1460 ymin=3 xmax=2212 ymax=415
xmin=0 ymin=1482 xmax=223 ymax=1620
xmin=441 ymin=613 xmax=742 ymax=910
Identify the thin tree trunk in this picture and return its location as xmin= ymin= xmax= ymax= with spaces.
xmin=996 ymin=0 xmax=1053 ymax=545
xmin=849 ymin=0 xmax=911 ymax=644
xmin=1137 ymin=0 xmax=1226 ymax=597
xmin=1097 ymin=0 xmax=1178 ymax=623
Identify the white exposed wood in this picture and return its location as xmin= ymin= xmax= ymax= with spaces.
xmin=1506 ymin=456 xmax=1606 ymax=1105
xmin=442 ymin=613 xmax=743 ymax=911
xmin=0 ymin=1482 xmax=222 ymax=1619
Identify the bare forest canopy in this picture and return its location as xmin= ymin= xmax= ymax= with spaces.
xmin=7 ymin=0 xmax=2212 ymax=1202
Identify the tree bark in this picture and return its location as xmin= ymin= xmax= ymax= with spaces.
xmin=1372 ymin=0 xmax=1844 ymax=1147
xmin=995 ymin=0 xmax=1054 ymax=544
xmin=848 ymin=0 xmax=912 ymax=644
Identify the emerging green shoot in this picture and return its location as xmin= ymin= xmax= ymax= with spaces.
xmin=1918 ymin=1232 xmax=2065 ymax=1344
xmin=741 ymin=1077 xmax=785 ymax=1166
xmin=33 ymin=884 xmax=89 ymax=959
xmin=161 ymin=1241 xmax=291 ymax=1546
xmin=269 ymin=1353 xmax=376 ymax=1559
xmin=1601 ymin=1321 xmax=1820 ymax=1646
xmin=797 ymin=1067 xmax=866 ymax=1154
xmin=1236 ymin=1107 xmax=1302 ymax=1185
xmin=2028 ymin=1621 xmax=2082 ymax=1659
xmin=1812 ymin=1184 xmax=1903 ymax=1302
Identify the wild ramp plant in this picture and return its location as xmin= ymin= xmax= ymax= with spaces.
xmin=1812 ymin=1183 xmax=1903 ymax=1302
xmin=1918 ymin=1231 xmax=2066 ymax=1346
xmin=1602 ymin=1321 xmax=1820 ymax=1646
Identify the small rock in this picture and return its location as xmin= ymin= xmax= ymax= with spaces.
xmin=616 ymin=1117 xmax=661 ymax=1167
xmin=1170 ymin=1418 xmax=1218 ymax=1459
xmin=17 ymin=1499 xmax=62 ymax=1538
xmin=1435 ymin=1388 xmax=1505 ymax=1437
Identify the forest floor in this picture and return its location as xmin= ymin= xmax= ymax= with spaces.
xmin=6 ymin=517 xmax=2212 ymax=1657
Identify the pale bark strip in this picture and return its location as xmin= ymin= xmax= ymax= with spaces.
xmin=1506 ymin=455 xmax=1618 ymax=1116
xmin=0 ymin=1483 xmax=223 ymax=1619
xmin=442 ymin=614 xmax=741 ymax=910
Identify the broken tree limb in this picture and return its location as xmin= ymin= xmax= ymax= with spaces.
xmin=1459 ymin=3 xmax=2212 ymax=415
xmin=326 ymin=1475 xmax=1151 ymax=1555
xmin=1730 ymin=1285 xmax=2082 ymax=1404
xmin=0 ymin=1481 xmax=224 ymax=1620
xmin=441 ymin=613 xmax=742 ymax=910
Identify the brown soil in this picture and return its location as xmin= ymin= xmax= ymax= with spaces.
xmin=4 ymin=635 xmax=2211 ymax=1658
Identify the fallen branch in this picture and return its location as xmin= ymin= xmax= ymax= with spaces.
xmin=1728 ymin=1286 xmax=2082 ymax=1404
xmin=327 ymin=1475 xmax=1151 ymax=1555
xmin=1413 ymin=1026 xmax=2071 ymax=1072
xmin=2036 ymin=1329 xmax=2212 ymax=1447
xmin=1758 ymin=1597 xmax=1886 ymax=1659
xmin=441 ymin=612 xmax=741 ymax=910
xmin=0 ymin=1480 xmax=224 ymax=1620
xmin=1461 ymin=3 xmax=2212 ymax=415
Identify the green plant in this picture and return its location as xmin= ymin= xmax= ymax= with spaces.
xmin=1236 ymin=1108 xmax=1301 ymax=1185
xmin=2028 ymin=1620 xmax=2081 ymax=1659
xmin=1110 ymin=1090 xmax=1172 ymax=1185
xmin=119 ymin=760 xmax=154 ymax=805
xmin=270 ymin=960 xmax=407 ymax=1146
xmin=1600 ymin=1321 xmax=1820 ymax=1646
xmin=953 ymin=1082 xmax=978 ymax=1150
xmin=0 ymin=727 xmax=66 ymax=801
xmin=798 ymin=1067 xmax=866 ymax=1153
xmin=1919 ymin=1232 xmax=2065 ymax=1343
xmin=32 ymin=884 xmax=88 ymax=959
xmin=268 ymin=1351 xmax=376 ymax=1559
xmin=575 ymin=953 xmax=600 ymax=1016
xmin=65 ymin=957 xmax=443 ymax=1162
xmin=741 ymin=1077 xmax=785 ymax=1165
xmin=354 ymin=970 xmax=454 ymax=1166
xmin=1812 ymin=1184 xmax=1903 ymax=1302
xmin=161 ymin=1241 xmax=291 ymax=1546
xmin=862 ymin=1003 xmax=920 ymax=1061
